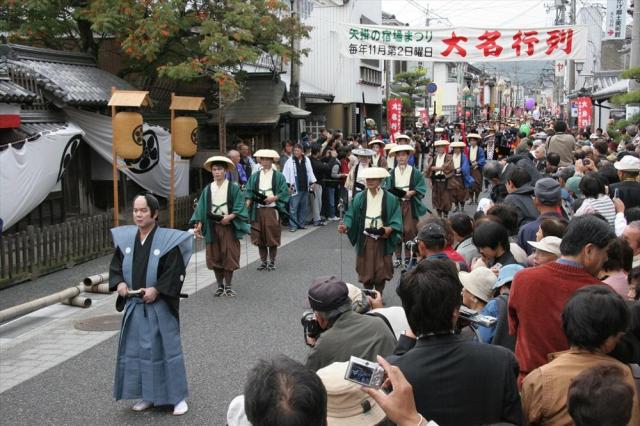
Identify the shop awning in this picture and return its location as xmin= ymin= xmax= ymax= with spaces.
xmin=208 ymin=77 xmax=311 ymax=126
xmin=592 ymin=79 xmax=630 ymax=101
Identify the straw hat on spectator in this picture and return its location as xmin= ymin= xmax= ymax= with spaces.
xmin=527 ymin=236 xmax=562 ymax=256
xmin=458 ymin=267 xmax=497 ymax=303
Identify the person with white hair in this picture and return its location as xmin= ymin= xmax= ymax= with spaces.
xmin=622 ymin=221 xmax=640 ymax=268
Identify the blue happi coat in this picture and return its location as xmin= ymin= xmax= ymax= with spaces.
xmin=110 ymin=225 xmax=193 ymax=406
xmin=459 ymin=154 xmax=475 ymax=189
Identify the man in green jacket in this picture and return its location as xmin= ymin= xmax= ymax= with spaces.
xmin=244 ymin=149 xmax=290 ymax=271
xmin=191 ymin=156 xmax=249 ymax=296
xmin=304 ymin=276 xmax=397 ymax=372
xmin=339 ymin=167 xmax=402 ymax=294
xmin=383 ymin=144 xmax=428 ymax=268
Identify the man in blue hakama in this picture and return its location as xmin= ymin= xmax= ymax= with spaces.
xmin=109 ymin=194 xmax=193 ymax=416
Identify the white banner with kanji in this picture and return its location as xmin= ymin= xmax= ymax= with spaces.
xmin=339 ymin=23 xmax=587 ymax=62
xmin=604 ymin=0 xmax=627 ymax=40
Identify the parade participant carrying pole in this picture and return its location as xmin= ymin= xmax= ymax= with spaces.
xmin=245 ymin=149 xmax=290 ymax=271
xmin=467 ymin=133 xmax=486 ymax=204
xmin=383 ymin=144 xmax=428 ymax=269
xmin=338 ymin=167 xmax=402 ymax=294
xmin=109 ymin=193 xmax=193 ymax=416
xmin=345 ymin=148 xmax=375 ymax=200
xmin=190 ymin=156 xmax=250 ymax=297
xmin=337 ymin=200 xmax=344 ymax=281
xmin=425 ymin=140 xmax=454 ymax=218
xmin=449 ymin=141 xmax=475 ymax=213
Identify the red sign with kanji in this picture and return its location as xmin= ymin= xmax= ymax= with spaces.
xmin=387 ymin=98 xmax=403 ymax=141
xmin=577 ymin=96 xmax=592 ymax=129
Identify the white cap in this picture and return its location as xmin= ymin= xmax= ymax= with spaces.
xmin=614 ymin=155 xmax=640 ymax=172
xmin=527 ymin=236 xmax=562 ymax=256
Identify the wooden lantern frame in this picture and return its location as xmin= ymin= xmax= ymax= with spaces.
xmin=107 ymin=88 xmax=151 ymax=227
xmin=169 ymin=93 xmax=206 ymax=228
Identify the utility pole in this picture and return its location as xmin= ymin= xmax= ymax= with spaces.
xmin=566 ymin=0 xmax=577 ymax=124
xmin=548 ymin=0 xmax=568 ymax=118
xmin=290 ymin=0 xmax=301 ymax=141
xmin=630 ymin=0 xmax=640 ymax=116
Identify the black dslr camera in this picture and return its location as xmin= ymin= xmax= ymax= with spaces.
xmin=458 ymin=305 xmax=497 ymax=328
xmin=301 ymin=310 xmax=323 ymax=345
xmin=207 ymin=212 xmax=224 ymax=223
xmin=388 ymin=187 xmax=407 ymax=199
xmin=364 ymin=227 xmax=385 ymax=236
xmin=252 ymin=190 xmax=268 ymax=205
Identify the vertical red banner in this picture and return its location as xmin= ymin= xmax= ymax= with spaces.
xmin=577 ymin=96 xmax=592 ymax=130
xmin=420 ymin=108 xmax=428 ymax=125
xmin=387 ymin=98 xmax=402 ymax=141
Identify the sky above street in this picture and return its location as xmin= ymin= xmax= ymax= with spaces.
xmin=381 ymin=0 xmax=609 ymax=29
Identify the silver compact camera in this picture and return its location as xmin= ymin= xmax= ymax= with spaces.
xmin=344 ymin=356 xmax=385 ymax=388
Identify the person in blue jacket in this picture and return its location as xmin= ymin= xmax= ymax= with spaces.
xmin=467 ymin=133 xmax=486 ymax=204
xmin=448 ymin=141 xmax=475 ymax=213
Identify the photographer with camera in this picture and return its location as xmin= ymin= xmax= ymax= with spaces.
xmin=388 ymin=259 xmax=522 ymax=426
xmin=304 ymin=276 xmax=396 ymax=372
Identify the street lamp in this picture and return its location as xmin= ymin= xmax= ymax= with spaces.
xmin=503 ymin=87 xmax=511 ymax=118
xmin=497 ymin=79 xmax=506 ymax=120
xmin=473 ymin=87 xmax=481 ymax=121
xmin=462 ymin=86 xmax=470 ymax=126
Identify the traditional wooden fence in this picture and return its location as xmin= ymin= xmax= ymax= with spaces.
xmin=0 ymin=194 xmax=197 ymax=288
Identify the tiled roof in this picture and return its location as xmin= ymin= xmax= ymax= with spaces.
xmin=10 ymin=58 xmax=134 ymax=106
xmin=1 ymin=43 xmax=134 ymax=107
xmin=0 ymin=56 xmax=36 ymax=103
xmin=0 ymin=80 xmax=36 ymax=103
xmin=209 ymin=77 xmax=300 ymax=126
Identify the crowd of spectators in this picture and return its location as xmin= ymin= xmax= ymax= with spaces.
xmin=224 ymin=118 xmax=640 ymax=426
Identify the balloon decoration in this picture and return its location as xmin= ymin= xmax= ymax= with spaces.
xmin=173 ymin=116 xmax=198 ymax=157
xmin=113 ymin=112 xmax=144 ymax=159
xmin=525 ymin=98 xmax=536 ymax=111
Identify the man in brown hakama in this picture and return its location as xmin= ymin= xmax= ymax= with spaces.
xmin=191 ymin=156 xmax=250 ymax=296
xmin=426 ymin=140 xmax=454 ymax=218
xmin=467 ymin=133 xmax=486 ymax=204
xmin=339 ymin=167 xmax=403 ymax=294
xmin=245 ymin=149 xmax=290 ymax=271
xmin=448 ymin=141 xmax=469 ymax=212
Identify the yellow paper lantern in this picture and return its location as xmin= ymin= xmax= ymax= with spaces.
xmin=173 ymin=116 xmax=198 ymax=157
xmin=113 ymin=112 xmax=144 ymax=160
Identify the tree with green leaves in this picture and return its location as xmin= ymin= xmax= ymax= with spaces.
xmin=390 ymin=66 xmax=430 ymax=129
xmin=2 ymin=0 xmax=310 ymax=149
xmin=608 ymin=67 xmax=640 ymax=143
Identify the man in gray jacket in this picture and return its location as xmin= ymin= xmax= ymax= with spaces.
xmin=304 ymin=276 xmax=397 ymax=372
xmin=503 ymin=166 xmax=539 ymax=227
xmin=546 ymin=120 xmax=576 ymax=167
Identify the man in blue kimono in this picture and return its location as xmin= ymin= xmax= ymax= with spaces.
xmin=109 ymin=193 xmax=193 ymax=416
